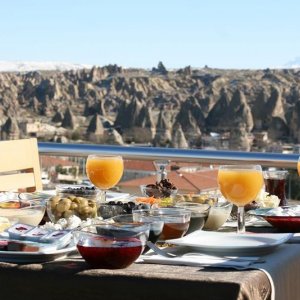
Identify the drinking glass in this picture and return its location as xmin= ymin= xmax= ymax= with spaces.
xmin=298 ymin=157 xmax=300 ymax=176
xmin=86 ymin=155 xmax=124 ymax=202
xmin=263 ymin=170 xmax=288 ymax=206
xmin=218 ymin=165 xmax=263 ymax=233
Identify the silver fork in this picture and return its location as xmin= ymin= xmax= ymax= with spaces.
xmin=146 ymin=241 xmax=177 ymax=258
xmin=145 ymin=241 xmax=264 ymax=263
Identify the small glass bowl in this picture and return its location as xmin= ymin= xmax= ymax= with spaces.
xmin=97 ymin=201 xmax=138 ymax=219
xmin=47 ymin=184 xmax=100 ymax=222
xmin=133 ymin=208 xmax=191 ymax=240
xmin=203 ymin=201 xmax=233 ymax=231
xmin=110 ymin=214 xmax=164 ymax=253
xmin=174 ymin=192 xmax=218 ymax=206
xmin=175 ymin=202 xmax=210 ymax=234
xmin=73 ymin=223 xmax=150 ymax=269
xmin=0 ymin=200 xmax=46 ymax=226
xmin=140 ymin=185 xmax=178 ymax=207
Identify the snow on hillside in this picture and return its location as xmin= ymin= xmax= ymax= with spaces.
xmin=0 ymin=61 xmax=92 ymax=72
xmin=283 ymin=57 xmax=300 ymax=69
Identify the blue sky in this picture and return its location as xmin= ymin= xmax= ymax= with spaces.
xmin=0 ymin=0 xmax=300 ymax=69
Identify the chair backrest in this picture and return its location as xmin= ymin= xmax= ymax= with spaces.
xmin=0 ymin=138 xmax=42 ymax=192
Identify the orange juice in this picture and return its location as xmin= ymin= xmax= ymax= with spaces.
xmin=297 ymin=161 xmax=300 ymax=176
xmin=218 ymin=169 xmax=263 ymax=206
xmin=86 ymin=156 xmax=124 ymax=189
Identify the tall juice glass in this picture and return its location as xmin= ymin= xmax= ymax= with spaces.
xmin=297 ymin=157 xmax=300 ymax=176
xmin=86 ymin=155 xmax=124 ymax=202
xmin=218 ymin=165 xmax=263 ymax=233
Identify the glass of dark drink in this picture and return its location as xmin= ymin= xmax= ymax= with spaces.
xmin=175 ymin=202 xmax=210 ymax=235
xmin=263 ymin=170 xmax=288 ymax=206
xmin=133 ymin=208 xmax=191 ymax=241
xmin=110 ymin=214 xmax=164 ymax=253
xmin=73 ymin=223 xmax=150 ymax=269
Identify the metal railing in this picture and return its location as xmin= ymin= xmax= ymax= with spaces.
xmin=38 ymin=142 xmax=299 ymax=169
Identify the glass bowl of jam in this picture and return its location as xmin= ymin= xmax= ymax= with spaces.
xmin=73 ymin=223 xmax=150 ymax=269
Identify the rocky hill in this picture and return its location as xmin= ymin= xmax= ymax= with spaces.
xmin=1 ymin=62 xmax=300 ymax=151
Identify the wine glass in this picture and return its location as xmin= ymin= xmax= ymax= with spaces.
xmin=86 ymin=155 xmax=124 ymax=202
xmin=218 ymin=165 xmax=263 ymax=233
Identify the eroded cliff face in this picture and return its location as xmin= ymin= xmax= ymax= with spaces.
xmin=1 ymin=65 xmax=300 ymax=149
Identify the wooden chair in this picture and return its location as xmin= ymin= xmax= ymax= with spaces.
xmin=0 ymin=138 xmax=42 ymax=192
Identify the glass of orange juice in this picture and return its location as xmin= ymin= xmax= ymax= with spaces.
xmin=297 ymin=157 xmax=300 ymax=176
xmin=86 ymin=155 xmax=124 ymax=202
xmin=218 ymin=165 xmax=263 ymax=233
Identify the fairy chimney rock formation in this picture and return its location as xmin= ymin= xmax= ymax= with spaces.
xmin=114 ymin=97 xmax=143 ymax=129
xmin=206 ymin=88 xmax=231 ymax=129
xmin=153 ymin=110 xmax=172 ymax=146
xmin=227 ymin=89 xmax=253 ymax=132
xmin=171 ymin=123 xmax=189 ymax=148
xmin=175 ymin=96 xmax=204 ymax=143
xmin=252 ymin=88 xmax=269 ymax=130
xmin=1 ymin=116 xmax=20 ymax=140
xmin=104 ymin=128 xmax=124 ymax=145
xmin=266 ymin=87 xmax=289 ymax=140
xmin=87 ymin=114 xmax=104 ymax=135
xmin=61 ymin=107 xmax=76 ymax=129
xmin=52 ymin=111 xmax=64 ymax=123
xmin=290 ymin=101 xmax=300 ymax=143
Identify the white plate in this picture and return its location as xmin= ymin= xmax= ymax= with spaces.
xmin=166 ymin=231 xmax=292 ymax=256
xmin=0 ymin=244 xmax=77 ymax=263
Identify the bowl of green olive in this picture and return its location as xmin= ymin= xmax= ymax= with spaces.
xmin=47 ymin=185 xmax=101 ymax=222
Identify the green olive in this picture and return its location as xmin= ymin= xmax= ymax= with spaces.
xmin=80 ymin=206 xmax=92 ymax=215
xmin=54 ymin=211 xmax=62 ymax=220
xmin=63 ymin=210 xmax=75 ymax=218
xmin=61 ymin=198 xmax=72 ymax=209
xmin=70 ymin=202 xmax=79 ymax=211
xmin=49 ymin=196 xmax=60 ymax=209
xmin=88 ymin=201 xmax=96 ymax=208
xmin=56 ymin=200 xmax=70 ymax=213
xmin=72 ymin=197 xmax=81 ymax=204
xmin=77 ymin=197 xmax=88 ymax=207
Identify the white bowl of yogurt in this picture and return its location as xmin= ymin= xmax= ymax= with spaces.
xmin=0 ymin=200 xmax=46 ymax=226
xmin=203 ymin=201 xmax=233 ymax=231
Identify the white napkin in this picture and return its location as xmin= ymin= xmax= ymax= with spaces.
xmin=140 ymin=252 xmax=262 ymax=270
xmin=287 ymin=233 xmax=300 ymax=243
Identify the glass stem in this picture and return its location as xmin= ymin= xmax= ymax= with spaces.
xmin=237 ymin=206 xmax=245 ymax=233
xmin=98 ymin=189 xmax=107 ymax=203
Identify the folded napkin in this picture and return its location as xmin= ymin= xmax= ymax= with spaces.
xmin=140 ymin=249 xmax=262 ymax=270
xmin=287 ymin=233 xmax=300 ymax=243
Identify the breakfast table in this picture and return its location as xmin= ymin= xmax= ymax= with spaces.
xmin=1 ymin=226 xmax=300 ymax=300
xmin=1 ymin=190 xmax=300 ymax=300
xmin=0 ymin=253 xmax=272 ymax=300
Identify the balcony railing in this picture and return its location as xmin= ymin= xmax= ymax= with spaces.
xmin=38 ymin=142 xmax=299 ymax=169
